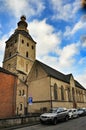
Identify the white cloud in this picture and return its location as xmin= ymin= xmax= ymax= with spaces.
xmin=57 ymin=43 xmax=79 ymax=68
xmin=51 ymin=0 xmax=80 ymax=21
xmin=79 ymin=56 xmax=86 ymax=64
xmin=0 ymin=28 xmax=14 ymax=67
xmin=0 ymin=36 xmax=6 ymax=67
xmin=64 ymin=16 xmax=86 ymax=37
xmin=28 ymin=19 xmax=61 ymax=58
xmin=76 ymin=72 xmax=86 ymax=89
xmin=27 ymin=19 xmax=81 ymax=74
xmin=3 ymin=0 xmax=45 ymax=18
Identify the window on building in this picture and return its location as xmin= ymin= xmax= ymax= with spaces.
xmin=26 ymin=64 xmax=28 ymax=72
xmin=32 ymin=45 xmax=34 ymax=49
xmin=54 ymin=83 xmax=58 ymax=100
xmin=67 ymin=88 xmax=71 ymax=101
xmin=27 ymin=43 xmax=29 ymax=47
xmin=19 ymin=103 xmax=23 ymax=111
xmin=19 ymin=90 xmax=21 ymax=96
xmin=22 ymin=39 xmax=24 ymax=44
xmin=26 ymin=51 xmax=29 ymax=58
xmin=61 ymin=86 xmax=64 ymax=100
xmin=22 ymin=90 xmax=25 ymax=96
xmin=72 ymin=87 xmax=75 ymax=101
xmin=9 ymin=52 xmax=12 ymax=57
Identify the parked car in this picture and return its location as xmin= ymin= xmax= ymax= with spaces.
xmin=68 ymin=108 xmax=79 ymax=119
xmin=40 ymin=107 xmax=69 ymax=125
xmin=77 ymin=108 xmax=86 ymax=116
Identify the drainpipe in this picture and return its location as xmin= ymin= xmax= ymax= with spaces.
xmin=50 ymin=76 xmax=52 ymax=109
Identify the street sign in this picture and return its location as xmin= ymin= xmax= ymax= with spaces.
xmin=28 ymin=97 xmax=33 ymax=105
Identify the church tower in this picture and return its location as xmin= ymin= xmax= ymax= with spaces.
xmin=3 ymin=16 xmax=36 ymax=81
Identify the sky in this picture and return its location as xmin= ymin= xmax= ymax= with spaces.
xmin=0 ymin=0 xmax=86 ymax=88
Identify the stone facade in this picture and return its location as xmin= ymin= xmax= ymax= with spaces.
xmin=3 ymin=16 xmax=36 ymax=82
xmin=25 ymin=60 xmax=86 ymax=114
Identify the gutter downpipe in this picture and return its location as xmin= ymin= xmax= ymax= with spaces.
xmin=50 ymin=76 xmax=52 ymax=109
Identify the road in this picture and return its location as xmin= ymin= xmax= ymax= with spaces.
xmin=16 ymin=116 xmax=86 ymax=130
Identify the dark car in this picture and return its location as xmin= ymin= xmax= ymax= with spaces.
xmin=77 ymin=108 xmax=86 ymax=116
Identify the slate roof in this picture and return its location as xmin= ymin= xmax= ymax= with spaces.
xmin=0 ymin=67 xmax=17 ymax=76
xmin=6 ymin=30 xmax=36 ymax=43
xmin=36 ymin=60 xmax=86 ymax=90
xmin=75 ymin=80 xmax=86 ymax=90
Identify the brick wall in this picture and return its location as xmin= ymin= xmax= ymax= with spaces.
xmin=0 ymin=72 xmax=17 ymax=118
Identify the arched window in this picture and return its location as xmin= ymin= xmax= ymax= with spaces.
xmin=19 ymin=103 xmax=23 ymax=111
xmin=26 ymin=64 xmax=28 ymax=72
xmin=67 ymin=88 xmax=71 ymax=101
xmin=22 ymin=90 xmax=25 ymax=96
xmin=22 ymin=39 xmax=24 ymax=44
xmin=27 ymin=43 xmax=29 ymax=47
xmin=54 ymin=83 xmax=58 ymax=100
xmin=26 ymin=51 xmax=28 ymax=58
xmin=9 ymin=52 xmax=12 ymax=57
xmin=72 ymin=87 xmax=75 ymax=101
xmin=61 ymin=86 xmax=64 ymax=100
xmin=19 ymin=90 xmax=21 ymax=96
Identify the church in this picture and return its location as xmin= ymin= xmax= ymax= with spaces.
xmin=0 ymin=16 xmax=86 ymax=118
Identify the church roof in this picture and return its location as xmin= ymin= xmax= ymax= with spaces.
xmin=0 ymin=67 xmax=17 ymax=76
xmin=36 ymin=60 xmax=86 ymax=90
xmin=6 ymin=30 xmax=36 ymax=43
xmin=75 ymin=80 xmax=85 ymax=90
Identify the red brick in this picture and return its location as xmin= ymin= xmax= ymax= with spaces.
xmin=0 ymin=72 xmax=17 ymax=118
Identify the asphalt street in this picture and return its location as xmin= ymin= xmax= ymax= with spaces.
xmin=15 ymin=116 xmax=86 ymax=130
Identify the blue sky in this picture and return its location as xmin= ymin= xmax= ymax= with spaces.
xmin=0 ymin=0 xmax=86 ymax=88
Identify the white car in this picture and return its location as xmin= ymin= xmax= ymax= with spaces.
xmin=68 ymin=108 xmax=79 ymax=119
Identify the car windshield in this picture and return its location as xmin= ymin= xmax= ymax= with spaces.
xmin=68 ymin=110 xmax=72 ymax=112
xmin=49 ymin=109 xmax=57 ymax=113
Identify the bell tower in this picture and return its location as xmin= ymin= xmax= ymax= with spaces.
xmin=3 ymin=15 xmax=36 ymax=81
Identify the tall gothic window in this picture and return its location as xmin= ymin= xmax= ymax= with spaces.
xmin=26 ymin=64 xmax=28 ymax=72
xmin=68 ymin=88 xmax=71 ymax=101
xmin=19 ymin=103 xmax=23 ymax=111
xmin=61 ymin=86 xmax=64 ymax=100
xmin=72 ymin=87 xmax=75 ymax=101
xmin=54 ymin=83 xmax=58 ymax=100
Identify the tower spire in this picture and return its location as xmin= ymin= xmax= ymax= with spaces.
xmin=17 ymin=15 xmax=28 ymax=32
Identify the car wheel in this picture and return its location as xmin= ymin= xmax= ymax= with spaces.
xmin=40 ymin=120 xmax=44 ymax=124
xmin=71 ymin=115 xmax=73 ymax=119
xmin=65 ymin=116 xmax=69 ymax=121
xmin=53 ymin=118 xmax=57 ymax=125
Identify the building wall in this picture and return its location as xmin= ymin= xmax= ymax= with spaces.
xmin=27 ymin=62 xmax=51 ymax=113
xmin=28 ymin=76 xmax=50 ymax=113
xmin=51 ymin=77 xmax=86 ymax=108
xmin=0 ymin=72 xmax=17 ymax=118
xmin=26 ymin=62 xmax=86 ymax=113
xmin=16 ymin=80 xmax=28 ymax=115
